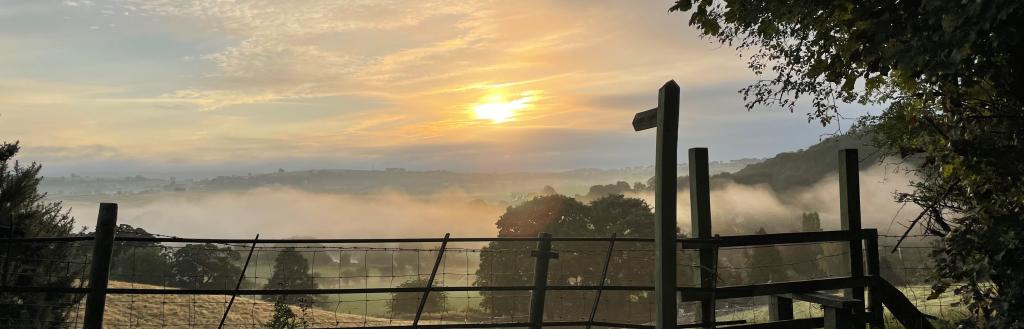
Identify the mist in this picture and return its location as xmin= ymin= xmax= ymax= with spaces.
xmin=64 ymin=188 xmax=506 ymax=238
xmin=61 ymin=164 xmax=919 ymax=239
xmin=626 ymin=164 xmax=921 ymax=236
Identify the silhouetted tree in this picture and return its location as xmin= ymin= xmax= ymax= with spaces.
xmin=387 ymin=277 xmax=447 ymax=317
xmin=672 ymin=1 xmax=1024 ymax=325
xmin=476 ymin=194 xmax=673 ymax=323
xmin=0 ymin=141 xmax=85 ymax=328
xmin=746 ymin=228 xmax=788 ymax=283
xmin=789 ymin=213 xmax=825 ymax=279
xmin=168 ymin=243 xmax=241 ymax=289
xmin=109 ymin=224 xmax=172 ymax=285
xmin=265 ymin=247 xmax=317 ymax=307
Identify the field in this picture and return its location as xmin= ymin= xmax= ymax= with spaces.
xmin=70 ymin=281 xmax=449 ymax=328
xmin=73 ymin=281 xmax=964 ymax=328
xmin=714 ymin=285 xmax=966 ymax=328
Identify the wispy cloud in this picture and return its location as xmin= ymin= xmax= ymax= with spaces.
xmin=1 ymin=0 xmax=855 ymax=172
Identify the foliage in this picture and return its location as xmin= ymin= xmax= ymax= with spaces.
xmin=0 ymin=141 xmax=85 ymax=328
xmin=578 ymin=181 xmax=635 ymax=202
xmin=671 ymin=1 xmax=1024 ymax=326
xmin=109 ymin=224 xmax=172 ymax=286
xmin=263 ymin=299 xmax=309 ymax=329
xmin=788 ymin=213 xmax=826 ymax=279
xmin=746 ymin=228 xmax=788 ymax=283
xmin=168 ymin=243 xmax=241 ymax=289
xmin=476 ymin=194 xmax=688 ymax=323
xmin=264 ymin=247 xmax=318 ymax=307
xmin=386 ymin=277 xmax=447 ymax=316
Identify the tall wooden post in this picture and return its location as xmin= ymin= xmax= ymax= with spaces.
xmin=655 ymin=81 xmax=680 ymax=329
xmin=83 ymin=203 xmax=117 ymax=329
xmin=632 ymin=80 xmax=680 ymax=329
xmin=689 ymin=148 xmax=714 ymax=328
xmin=839 ymin=149 xmax=866 ymax=328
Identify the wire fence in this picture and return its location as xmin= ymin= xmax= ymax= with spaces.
xmin=0 ymin=228 xmax=957 ymax=329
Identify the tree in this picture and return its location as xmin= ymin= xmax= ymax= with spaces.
xmin=265 ymin=247 xmax=317 ymax=307
xmin=109 ymin=224 xmax=171 ymax=286
xmin=168 ymin=243 xmax=241 ymax=289
xmin=0 ymin=142 xmax=84 ymax=328
xmin=746 ymin=228 xmax=788 ymax=283
xmin=671 ymin=1 xmax=1024 ymax=326
xmin=476 ymin=194 xmax=673 ymax=323
xmin=789 ymin=213 xmax=826 ymax=279
xmin=263 ymin=299 xmax=309 ymax=329
xmin=387 ymin=277 xmax=447 ymax=317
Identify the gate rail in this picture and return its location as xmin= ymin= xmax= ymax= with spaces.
xmin=3 ymin=227 xmax=882 ymax=329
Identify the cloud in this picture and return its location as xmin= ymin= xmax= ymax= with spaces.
xmin=5 ymin=0 xmax=868 ymax=171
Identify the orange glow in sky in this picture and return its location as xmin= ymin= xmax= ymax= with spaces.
xmin=473 ymin=93 xmax=534 ymax=123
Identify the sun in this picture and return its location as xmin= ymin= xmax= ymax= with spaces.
xmin=472 ymin=93 xmax=534 ymax=123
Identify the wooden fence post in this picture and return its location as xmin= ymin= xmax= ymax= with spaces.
xmin=769 ymin=295 xmax=794 ymax=321
xmin=864 ymin=230 xmax=884 ymax=328
xmin=529 ymin=232 xmax=557 ymax=329
xmin=839 ymin=149 xmax=866 ymax=328
xmin=83 ymin=203 xmax=117 ymax=329
xmin=690 ymin=147 xmax=714 ymax=328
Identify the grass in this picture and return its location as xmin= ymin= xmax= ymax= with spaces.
xmin=71 ymin=281 xmax=457 ymax=328
xmin=713 ymin=285 xmax=967 ymax=328
xmin=74 ymin=280 xmax=965 ymax=328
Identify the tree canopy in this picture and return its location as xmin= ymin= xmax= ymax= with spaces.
xmin=168 ymin=243 xmax=242 ymax=289
xmin=671 ymin=1 xmax=1024 ymax=326
xmin=264 ymin=247 xmax=318 ymax=307
xmin=0 ymin=141 xmax=84 ymax=328
xmin=476 ymin=194 xmax=690 ymax=323
xmin=387 ymin=277 xmax=447 ymax=316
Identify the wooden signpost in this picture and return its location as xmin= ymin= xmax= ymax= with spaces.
xmin=632 ymin=80 xmax=680 ymax=329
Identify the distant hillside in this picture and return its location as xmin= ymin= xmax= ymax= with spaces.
xmin=578 ymin=134 xmax=877 ymax=201
xmin=713 ymin=133 xmax=879 ymax=192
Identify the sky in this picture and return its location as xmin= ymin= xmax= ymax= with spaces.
xmin=0 ymin=0 xmax=872 ymax=176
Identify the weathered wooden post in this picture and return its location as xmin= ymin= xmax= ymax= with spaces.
xmin=529 ymin=232 xmax=557 ymax=329
xmin=689 ymin=148 xmax=715 ymax=328
xmin=633 ymin=80 xmax=680 ymax=329
xmin=839 ymin=149 xmax=866 ymax=328
xmin=769 ymin=295 xmax=794 ymax=321
xmin=83 ymin=202 xmax=117 ymax=329
xmin=864 ymin=230 xmax=884 ymax=328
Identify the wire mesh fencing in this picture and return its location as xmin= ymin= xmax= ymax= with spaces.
xmin=0 ymin=230 xmax=961 ymax=329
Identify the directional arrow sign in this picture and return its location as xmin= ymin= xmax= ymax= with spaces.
xmin=632 ymin=107 xmax=658 ymax=131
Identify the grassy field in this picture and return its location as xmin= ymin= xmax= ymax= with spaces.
xmin=714 ymin=285 xmax=966 ymax=328
xmin=72 ymin=281 xmax=467 ymax=328
xmin=72 ymin=281 xmax=963 ymax=328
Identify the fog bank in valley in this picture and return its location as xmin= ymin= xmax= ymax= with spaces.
xmin=65 ymin=188 xmax=506 ymax=238
xmin=62 ymin=164 xmax=919 ymax=239
xmin=627 ymin=164 xmax=921 ymax=236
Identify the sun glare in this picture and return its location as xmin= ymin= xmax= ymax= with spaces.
xmin=473 ymin=94 xmax=533 ymax=123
